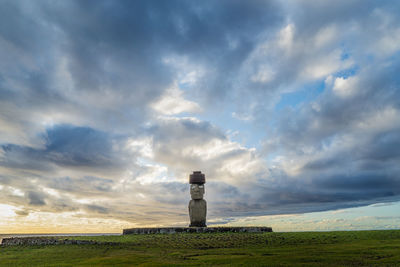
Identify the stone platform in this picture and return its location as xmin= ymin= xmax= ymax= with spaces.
xmin=123 ymin=226 xmax=272 ymax=235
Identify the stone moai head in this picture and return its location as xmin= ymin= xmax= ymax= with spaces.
xmin=189 ymin=171 xmax=205 ymax=200
xmin=190 ymin=184 xmax=205 ymax=200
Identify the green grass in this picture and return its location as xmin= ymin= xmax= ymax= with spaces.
xmin=1 ymin=230 xmax=400 ymax=266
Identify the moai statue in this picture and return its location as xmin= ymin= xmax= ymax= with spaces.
xmin=188 ymin=171 xmax=207 ymax=227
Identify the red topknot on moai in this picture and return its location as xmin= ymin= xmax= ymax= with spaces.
xmin=188 ymin=171 xmax=207 ymax=227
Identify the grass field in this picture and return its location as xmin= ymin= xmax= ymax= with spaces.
xmin=1 ymin=230 xmax=400 ymax=266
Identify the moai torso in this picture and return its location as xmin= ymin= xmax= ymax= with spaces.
xmin=188 ymin=171 xmax=207 ymax=227
xmin=189 ymin=199 xmax=207 ymax=227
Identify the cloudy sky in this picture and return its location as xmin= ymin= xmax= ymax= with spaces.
xmin=1 ymin=0 xmax=400 ymax=233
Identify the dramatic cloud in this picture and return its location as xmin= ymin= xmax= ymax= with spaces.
xmin=0 ymin=0 xmax=399 ymax=231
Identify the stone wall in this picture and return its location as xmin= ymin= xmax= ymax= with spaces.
xmin=1 ymin=227 xmax=273 ymax=245
xmin=123 ymin=226 xmax=272 ymax=235
xmin=1 ymin=237 xmax=117 ymax=246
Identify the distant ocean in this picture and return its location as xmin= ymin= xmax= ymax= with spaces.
xmin=0 ymin=233 xmax=120 ymax=243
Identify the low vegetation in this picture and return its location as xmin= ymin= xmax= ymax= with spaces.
xmin=1 ymin=230 xmax=400 ymax=266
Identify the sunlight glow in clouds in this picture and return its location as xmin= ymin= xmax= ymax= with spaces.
xmin=0 ymin=0 xmax=400 ymax=233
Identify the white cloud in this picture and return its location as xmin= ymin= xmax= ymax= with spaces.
xmin=300 ymin=49 xmax=354 ymax=80
xmin=150 ymin=84 xmax=201 ymax=115
xmin=127 ymin=137 xmax=154 ymax=159
xmin=278 ymin=23 xmax=295 ymax=52
xmin=232 ymin=112 xmax=254 ymax=121
xmin=251 ymin=64 xmax=276 ymax=84
xmin=314 ymin=25 xmax=338 ymax=48
xmin=332 ymin=76 xmax=359 ymax=98
xmin=0 ymin=203 xmax=15 ymax=218
xmin=354 ymin=106 xmax=400 ymax=132
xmin=9 ymin=187 xmax=25 ymax=197
xmin=134 ymin=163 xmax=169 ymax=184
xmin=162 ymin=55 xmax=205 ymax=86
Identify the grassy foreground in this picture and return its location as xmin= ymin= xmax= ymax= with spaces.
xmin=1 ymin=230 xmax=400 ymax=266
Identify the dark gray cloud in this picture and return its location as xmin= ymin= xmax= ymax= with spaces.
xmin=44 ymin=125 xmax=114 ymax=167
xmin=84 ymin=204 xmax=109 ymax=214
xmin=49 ymin=176 xmax=114 ymax=195
xmin=0 ymin=0 xmax=283 ymax=142
xmin=14 ymin=210 xmax=29 ymax=216
xmin=1 ymin=125 xmax=119 ymax=169
xmin=26 ymin=191 xmax=46 ymax=206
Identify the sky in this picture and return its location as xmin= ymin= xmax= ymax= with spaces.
xmin=0 ymin=0 xmax=400 ymax=233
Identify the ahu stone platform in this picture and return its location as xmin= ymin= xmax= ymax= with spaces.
xmin=123 ymin=226 xmax=272 ymax=235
